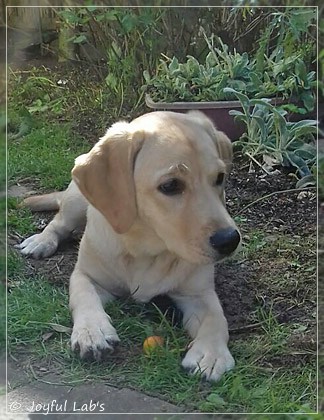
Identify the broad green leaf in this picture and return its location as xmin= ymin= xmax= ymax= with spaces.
xmin=121 ymin=14 xmax=136 ymax=33
xmin=229 ymin=110 xmax=244 ymax=117
xmin=143 ymin=70 xmax=151 ymax=84
xmin=296 ymin=174 xmax=316 ymax=188
xmin=168 ymin=57 xmax=179 ymax=74
xmin=86 ymin=6 xmax=97 ymax=12
xmin=295 ymin=59 xmax=307 ymax=82
xmin=58 ymin=10 xmax=81 ymax=24
xmin=284 ymin=151 xmax=311 ymax=177
xmin=300 ymin=92 xmax=315 ymax=112
xmin=73 ymin=34 xmax=87 ymax=44
xmin=206 ymin=51 xmax=217 ymax=69
xmin=105 ymin=73 xmax=118 ymax=91
xmin=288 ymin=120 xmax=317 ymax=138
xmin=229 ymin=79 xmax=247 ymax=93
xmin=252 ymin=115 xmax=267 ymax=140
xmin=105 ymin=10 xmax=118 ymax=21
xmin=288 ymin=119 xmax=317 ymax=130
xmin=223 ymin=87 xmax=250 ymax=115
xmin=95 ymin=14 xmax=107 ymax=22
xmin=289 ymin=9 xmax=316 ymax=36
xmin=249 ymin=98 xmax=273 ymax=107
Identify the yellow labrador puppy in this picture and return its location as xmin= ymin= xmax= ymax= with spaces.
xmin=17 ymin=111 xmax=241 ymax=382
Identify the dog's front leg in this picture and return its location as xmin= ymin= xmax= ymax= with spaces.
xmin=69 ymin=268 xmax=120 ymax=361
xmin=171 ymin=285 xmax=234 ymax=382
xmin=17 ymin=181 xmax=87 ymax=259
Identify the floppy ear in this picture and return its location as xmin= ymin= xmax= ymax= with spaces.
xmin=187 ymin=111 xmax=233 ymax=173
xmin=72 ymin=123 xmax=144 ymax=234
xmin=213 ymin=130 xmax=233 ymax=174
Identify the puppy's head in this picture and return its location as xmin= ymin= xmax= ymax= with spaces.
xmin=72 ymin=111 xmax=240 ymax=264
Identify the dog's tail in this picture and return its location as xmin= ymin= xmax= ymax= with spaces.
xmin=21 ymin=192 xmax=64 ymax=212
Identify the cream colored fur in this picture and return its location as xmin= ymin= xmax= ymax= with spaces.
xmin=17 ymin=111 xmax=240 ymax=382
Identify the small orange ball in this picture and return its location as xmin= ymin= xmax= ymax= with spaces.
xmin=143 ymin=335 xmax=164 ymax=354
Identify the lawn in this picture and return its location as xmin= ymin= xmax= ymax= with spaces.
xmin=7 ymin=63 xmax=318 ymax=414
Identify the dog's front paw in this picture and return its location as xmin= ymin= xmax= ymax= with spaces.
xmin=15 ymin=233 xmax=58 ymax=259
xmin=182 ymin=340 xmax=235 ymax=382
xmin=71 ymin=314 xmax=120 ymax=361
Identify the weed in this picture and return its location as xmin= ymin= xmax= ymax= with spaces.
xmin=9 ymin=71 xmax=68 ymax=117
xmin=241 ymin=230 xmax=267 ymax=259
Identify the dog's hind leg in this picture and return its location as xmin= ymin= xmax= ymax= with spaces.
xmin=16 ymin=181 xmax=87 ymax=259
xmin=22 ymin=191 xmax=63 ymax=212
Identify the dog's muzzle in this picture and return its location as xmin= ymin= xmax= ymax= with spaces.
xmin=209 ymin=228 xmax=240 ymax=257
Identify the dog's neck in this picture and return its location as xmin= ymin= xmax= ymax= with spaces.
xmin=120 ymin=218 xmax=169 ymax=258
xmin=90 ymin=207 xmax=182 ymax=263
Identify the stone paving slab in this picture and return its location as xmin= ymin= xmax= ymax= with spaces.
xmin=6 ymin=379 xmax=182 ymax=415
xmin=1 ymin=358 xmax=212 ymax=418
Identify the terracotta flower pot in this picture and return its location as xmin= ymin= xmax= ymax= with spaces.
xmin=145 ymin=94 xmax=246 ymax=141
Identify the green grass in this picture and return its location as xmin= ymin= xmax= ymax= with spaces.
xmin=7 ymin=253 xmax=316 ymax=412
xmin=6 ymin=66 xmax=317 ymax=413
xmin=8 ymin=282 xmax=70 ymax=347
xmin=8 ymin=122 xmax=89 ymax=191
xmin=240 ymin=229 xmax=268 ymax=259
xmin=8 ymin=198 xmax=36 ymax=236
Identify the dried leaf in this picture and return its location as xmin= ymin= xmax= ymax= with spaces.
xmin=41 ymin=332 xmax=54 ymax=341
xmin=48 ymin=323 xmax=72 ymax=334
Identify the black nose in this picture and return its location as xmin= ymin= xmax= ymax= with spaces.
xmin=209 ymin=228 xmax=240 ymax=256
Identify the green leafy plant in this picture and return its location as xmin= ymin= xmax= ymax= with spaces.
xmin=143 ymin=44 xmax=315 ymax=113
xmin=144 ymin=54 xmax=231 ymax=102
xmin=223 ymin=7 xmax=317 ymax=112
xmin=224 ymin=87 xmax=317 ymax=179
xmin=143 ymin=7 xmax=316 ymax=114
xmin=9 ymin=73 xmax=68 ymax=116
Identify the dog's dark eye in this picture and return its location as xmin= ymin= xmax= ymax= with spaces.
xmin=158 ymin=178 xmax=185 ymax=196
xmin=214 ymin=173 xmax=225 ymax=186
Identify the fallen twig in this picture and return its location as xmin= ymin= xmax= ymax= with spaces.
xmin=245 ymin=152 xmax=272 ymax=175
xmin=229 ymin=320 xmax=268 ymax=333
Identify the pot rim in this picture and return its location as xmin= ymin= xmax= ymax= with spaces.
xmin=145 ymin=93 xmax=282 ymax=110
